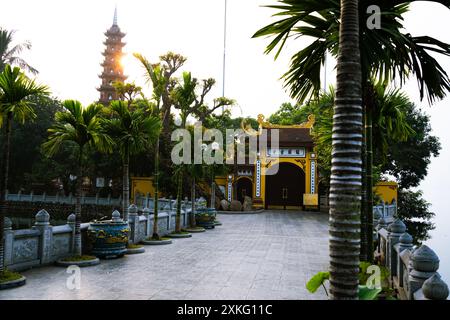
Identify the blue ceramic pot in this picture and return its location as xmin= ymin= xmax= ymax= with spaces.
xmin=88 ymin=221 xmax=129 ymax=259
xmin=195 ymin=208 xmax=216 ymax=229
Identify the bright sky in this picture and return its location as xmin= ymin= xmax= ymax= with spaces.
xmin=1 ymin=0 xmax=450 ymax=281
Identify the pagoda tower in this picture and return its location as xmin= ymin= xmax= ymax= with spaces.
xmin=98 ymin=7 xmax=127 ymax=105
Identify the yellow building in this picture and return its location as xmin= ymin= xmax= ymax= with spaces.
xmin=216 ymin=114 xmax=319 ymax=210
xmin=373 ymin=181 xmax=398 ymax=204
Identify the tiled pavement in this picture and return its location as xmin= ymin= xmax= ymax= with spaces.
xmin=0 ymin=210 xmax=329 ymax=300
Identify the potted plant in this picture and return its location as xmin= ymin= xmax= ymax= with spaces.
xmin=88 ymin=210 xmax=129 ymax=259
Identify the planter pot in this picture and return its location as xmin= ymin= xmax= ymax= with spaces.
xmin=195 ymin=208 xmax=216 ymax=229
xmin=88 ymin=220 xmax=129 ymax=259
xmin=142 ymin=238 xmax=172 ymax=245
xmin=167 ymin=232 xmax=192 ymax=238
xmin=126 ymin=246 xmax=145 ymax=254
xmin=56 ymin=257 xmax=100 ymax=267
xmin=184 ymin=227 xmax=206 ymax=233
xmin=0 ymin=276 xmax=26 ymax=290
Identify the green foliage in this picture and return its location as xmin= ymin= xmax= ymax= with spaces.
xmin=253 ymin=0 xmax=450 ymax=104
xmin=358 ymin=285 xmax=382 ymax=300
xmin=103 ymin=100 xmax=160 ymax=161
xmin=397 ymin=189 xmax=435 ymax=244
xmin=0 ymin=95 xmax=65 ymax=191
xmin=0 ymin=269 xmax=22 ymax=283
xmin=379 ymin=103 xmax=441 ymax=189
xmin=307 ymin=261 xmax=392 ymax=299
xmin=42 ymin=100 xmax=113 ymax=158
xmin=306 ymin=271 xmax=329 ymax=293
xmin=0 ymin=28 xmax=38 ymax=74
xmin=0 ymin=65 xmax=49 ymax=126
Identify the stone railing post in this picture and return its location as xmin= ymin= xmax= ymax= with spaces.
xmin=145 ymin=193 xmax=149 ymax=209
xmin=67 ymin=213 xmax=76 ymax=252
xmin=397 ymin=232 xmax=413 ymax=288
xmin=387 ymin=219 xmax=406 ymax=278
xmin=112 ymin=210 xmax=122 ymax=222
xmin=408 ymin=245 xmax=440 ymax=300
xmin=373 ymin=209 xmax=381 ymax=244
xmin=32 ymin=209 xmax=53 ymax=264
xmin=143 ymin=207 xmax=150 ymax=237
xmin=421 ymin=274 xmax=449 ymax=300
xmin=127 ymin=204 xmax=138 ymax=244
xmin=55 ymin=191 xmax=60 ymax=203
xmin=167 ymin=196 xmax=173 ymax=230
xmin=3 ymin=217 xmax=14 ymax=266
xmin=17 ymin=190 xmax=22 ymax=201
xmin=30 ymin=190 xmax=34 ymax=202
xmin=42 ymin=192 xmax=47 ymax=202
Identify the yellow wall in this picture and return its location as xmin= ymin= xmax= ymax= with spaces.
xmin=130 ymin=177 xmax=155 ymax=203
xmin=373 ymin=181 xmax=398 ymax=204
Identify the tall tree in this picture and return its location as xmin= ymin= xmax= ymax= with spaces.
xmin=103 ymin=100 xmax=160 ymax=221
xmin=329 ymin=0 xmax=362 ymax=299
xmin=171 ymin=71 xmax=197 ymax=233
xmin=0 ymin=28 xmax=38 ymax=74
xmin=0 ymin=65 xmax=48 ymax=273
xmin=134 ymin=53 xmax=169 ymax=240
xmin=42 ymin=101 xmax=112 ymax=256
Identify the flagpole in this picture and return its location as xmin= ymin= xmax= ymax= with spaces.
xmin=222 ymin=0 xmax=228 ymax=105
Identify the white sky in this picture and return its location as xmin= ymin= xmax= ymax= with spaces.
xmin=1 ymin=0 xmax=449 ymax=280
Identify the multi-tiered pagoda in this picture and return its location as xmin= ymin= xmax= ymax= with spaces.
xmin=98 ymin=8 xmax=127 ymax=105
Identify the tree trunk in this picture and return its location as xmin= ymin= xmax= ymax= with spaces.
xmin=190 ymin=177 xmax=196 ymax=228
xmin=360 ymin=105 xmax=368 ymax=261
xmin=0 ymin=112 xmax=13 ymax=272
xmin=73 ymin=148 xmax=83 ymax=256
xmin=211 ymin=172 xmax=216 ymax=209
xmin=329 ymin=0 xmax=362 ymax=300
xmin=175 ymin=171 xmax=183 ymax=233
xmin=365 ymin=96 xmax=374 ymax=262
xmin=122 ymin=150 xmax=130 ymax=221
xmin=152 ymin=136 xmax=160 ymax=239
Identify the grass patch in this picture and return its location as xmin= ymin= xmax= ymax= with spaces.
xmin=127 ymin=244 xmax=143 ymax=249
xmin=146 ymin=236 xmax=171 ymax=241
xmin=0 ymin=270 xmax=23 ymax=283
xmin=60 ymin=255 xmax=97 ymax=262
xmin=171 ymin=231 xmax=190 ymax=235
xmin=183 ymin=227 xmax=203 ymax=231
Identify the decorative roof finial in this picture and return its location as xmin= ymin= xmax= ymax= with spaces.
xmin=113 ymin=5 xmax=118 ymax=26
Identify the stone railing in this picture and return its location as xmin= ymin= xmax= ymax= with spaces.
xmin=375 ymin=215 xmax=449 ymax=300
xmin=5 ymin=190 xmax=122 ymax=206
xmin=3 ymin=198 xmax=195 ymax=272
xmin=373 ymin=200 xmax=397 ymax=222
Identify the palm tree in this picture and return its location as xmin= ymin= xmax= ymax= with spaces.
xmin=42 ymin=100 xmax=112 ymax=256
xmin=329 ymin=0 xmax=363 ymax=300
xmin=0 ymin=65 xmax=48 ymax=273
xmin=134 ymin=53 xmax=169 ymax=240
xmin=171 ymin=71 xmax=197 ymax=233
xmin=0 ymin=67 xmax=47 ymax=272
xmin=0 ymin=28 xmax=38 ymax=74
xmin=253 ymin=0 xmax=450 ymax=261
xmin=103 ymin=100 xmax=160 ymax=221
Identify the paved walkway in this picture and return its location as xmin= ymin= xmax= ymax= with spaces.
xmin=0 ymin=210 xmax=329 ymax=300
